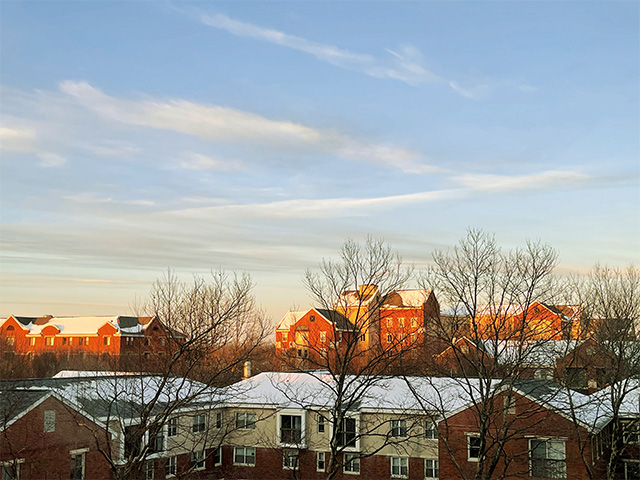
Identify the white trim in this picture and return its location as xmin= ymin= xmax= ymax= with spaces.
xmin=277 ymin=409 xmax=306 ymax=448
xmin=69 ymin=448 xmax=89 ymax=455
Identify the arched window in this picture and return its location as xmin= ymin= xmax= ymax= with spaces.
xmin=6 ymin=325 xmax=14 ymax=331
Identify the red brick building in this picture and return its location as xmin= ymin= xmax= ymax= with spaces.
xmin=0 ymin=315 xmax=176 ymax=357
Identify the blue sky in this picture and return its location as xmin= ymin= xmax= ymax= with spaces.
xmin=1 ymin=1 xmax=638 ymax=320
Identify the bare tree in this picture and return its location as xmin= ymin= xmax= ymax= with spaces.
xmin=278 ymin=237 xmax=421 ymax=479
xmin=413 ymin=229 xmax=563 ymax=480
xmin=563 ymin=264 xmax=640 ymax=480
xmin=80 ymin=269 xmax=270 ymax=480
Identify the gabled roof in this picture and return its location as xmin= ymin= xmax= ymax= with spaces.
xmin=312 ymin=308 xmax=353 ymax=330
xmin=383 ymin=289 xmax=432 ymax=308
xmin=276 ymin=311 xmax=306 ymax=331
xmin=2 ymin=315 xmax=158 ymax=336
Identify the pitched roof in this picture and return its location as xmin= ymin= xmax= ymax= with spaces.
xmin=383 ymin=289 xmax=432 ymax=308
xmin=276 ymin=311 xmax=306 ymax=331
xmin=2 ymin=315 xmax=158 ymax=336
xmin=313 ymin=308 xmax=353 ymax=330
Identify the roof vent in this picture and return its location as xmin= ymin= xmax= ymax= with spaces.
xmin=243 ymin=361 xmax=252 ymax=380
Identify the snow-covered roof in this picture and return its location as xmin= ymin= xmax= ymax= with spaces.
xmin=228 ymin=371 xmax=608 ymax=431
xmin=3 ymin=315 xmax=154 ymax=336
xmin=383 ymin=289 xmax=432 ymax=308
xmin=276 ymin=311 xmax=306 ymax=331
xmin=478 ymin=340 xmax=583 ymax=367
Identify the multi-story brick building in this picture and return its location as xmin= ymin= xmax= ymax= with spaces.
xmin=275 ymin=286 xmax=440 ymax=364
xmin=0 ymin=315 xmax=177 ymax=358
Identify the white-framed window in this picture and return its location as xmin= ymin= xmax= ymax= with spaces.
xmin=398 ymin=318 xmax=405 ymax=328
xmin=215 ymin=411 xmax=222 ymax=428
xmin=167 ymin=417 xmax=178 ymax=437
xmin=468 ymin=434 xmax=481 ymax=461
xmin=529 ymin=438 xmax=566 ymax=478
xmin=391 ymin=419 xmax=407 ymax=437
xmin=336 ymin=416 xmax=358 ymax=449
xmin=317 ymin=452 xmax=326 ymax=472
xmin=391 ymin=457 xmax=408 ymax=478
xmin=623 ymin=420 xmax=640 ymax=444
xmin=148 ymin=427 xmax=165 ymax=454
xmin=165 ymin=456 xmax=177 ymax=477
xmin=44 ymin=410 xmax=55 ymax=433
xmin=282 ymin=449 xmax=299 ymax=470
xmin=145 ymin=461 xmax=154 ymax=480
xmin=213 ymin=448 xmax=222 ymax=467
xmin=1 ymin=460 xmax=23 ymax=480
xmin=69 ymin=450 xmax=87 ymax=480
xmin=317 ymin=414 xmax=326 ymax=433
xmin=45 ymin=336 xmax=54 ymax=346
xmin=320 ymin=347 xmax=328 ymax=357
xmin=624 ymin=460 xmax=640 ymax=480
xmin=279 ymin=413 xmax=304 ymax=445
xmin=191 ymin=450 xmax=205 ymax=471
xmin=425 ymin=458 xmax=439 ymax=478
xmin=320 ymin=331 xmax=327 ymax=343
xmin=236 ymin=412 xmax=256 ymax=430
xmin=387 ymin=318 xmax=393 ymax=328
xmin=233 ymin=447 xmax=256 ymax=466
xmin=6 ymin=337 xmax=14 ymax=346
xmin=425 ymin=421 xmax=438 ymax=439
xmin=343 ymin=453 xmax=360 ymax=474
xmin=192 ymin=414 xmax=206 ymax=433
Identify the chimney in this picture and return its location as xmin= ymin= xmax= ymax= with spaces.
xmin=243 ymin=361 xmax=252 ymax=380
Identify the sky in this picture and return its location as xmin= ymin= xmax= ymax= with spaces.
xmin=1 ymin=1 xmax=639 ymax=323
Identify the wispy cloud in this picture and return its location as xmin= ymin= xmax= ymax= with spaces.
xmin=0 ymin=126 xmax=38 ymax=152
xmin=37 ymin=152 xmax=67 ymax=168
xmin=60 ymin=80 xmax=440 ymax=174
xmin=200 ymin=13 xmax=441 ymax=86
xmin=64 ymin=193 xmax=155 ymax=206
xmin=166 ymin=188 xmax=464 ymax=220
xmin=453 ymin=170 xmax=591 ymax=192
xmin=179 ymin=152 xmax=246 ymax=172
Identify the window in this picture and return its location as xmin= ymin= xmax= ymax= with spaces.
xmin=70 ymin=452 xmax=85 ymax=480
xmin=391 ymin=457 xmax=408 ymax=478
xmin=145 ymin=462 xmax=154 ymax=480
xmin=233 ymin=447 xmax=256 ymax=466
xmin=297 ymin=348 xmax=308 ymax=358
xmin=317 ymin=414 xmax=326 ymax=433
xmin=148 ymin=429 xmax=165 ymax=454
xmin=320 ymin=347 xmax=328 ymax=357
xmin=391 ymin=419 xmax=407 ymax=437
xmin=213 ymin=448 xmax=222 ymax=466
xmin=359 ymin=334 xmax=366 ymax=342
xmin=1 ymin=461 xmax=21 ymax=480
xmin=6 ymin=337 xmax=14 ymax=346
xmin=84 ymin=337 xmax=90 ymax=346
xmin=425 ymin=459 xmax=439 ymax=478
xmin=159 ymin=337 xmax=166 ymax=346
xmin=399 ymin=318 xmax=405 ymax=328
xmin=5 ymin=326 xmax=14 ymax=331
xmin=45 ymin=336 xmax=54 ymax=346
xmin=283 ymin=449 xmax=299 ymax=470
xmin=530 ymin=438 xmax=566 ymax=479
xmin=282 ymin=332 xmax=288 ymax=343
xmin=468 ymin=434 xmax=481 ymax=461
xmin=280 ymin=414 xmax=302 ymax=444
xmin=44 ymin=410 xmax=55 ymax=433
xmin=310 ymin=315 xmax=315 ymax=321
xmin=215 ymin=411 xmax=222 ymax=428
xmin=145 ymin=338 xmax=151 ymax=346
xmin=337 ymin=417 xmax=357 ymax=448
xmin=29 ymin=338 xmax=35 ymax=346
xmin=623 ymin=421 xmax=640 ymax=444
xmin=624 ymin=461 xmax=640 ymax=480
xmin=343 ymin=454 xmax=360 ymax=474
xmin=387 ymin=333 xmax=393 ymax=343
xmin=103 ymin=336 xmax=110 ymax=346
xmin=61 ymin=337 xmax=67 ymax=346
xmin=190 ymin=451 xmax=205 ymax=471
xmin=387 ymin=318 xmax=393 ymax=328
xmin=236 ymin=412 xmax=256 ymax=430
xmin=126 ymin=337 xmax=134 ymax=346
xmin=124 ymin=425 xmax=142 ymax=458
xmin=317 ymin=452 xmax=326 ymax=472
xmin=320 ymin=331 xmax=327 ymax=343
xmin=165 ymin=457 xmax=177 ymax=477
xmin=192 ymin=414 xmax=206 ymax=433
xmin=411 ymin=317 xmax=418 ymax=328
xmin=425 ymin=421 xmax=438 ymax=439
xmin=167 ymin=418 xmax=177 ymax=437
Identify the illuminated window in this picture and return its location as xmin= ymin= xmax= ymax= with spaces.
xmin=45 ymin=337 xmax=54 ymax=347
